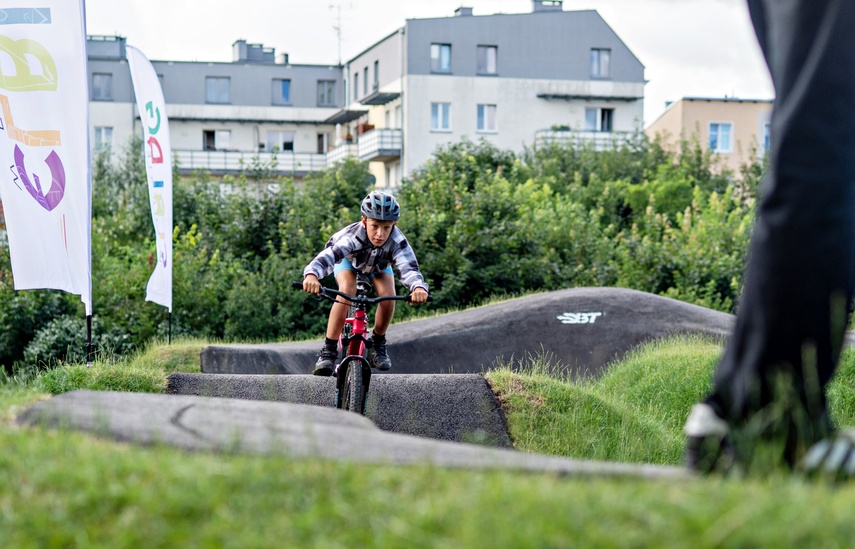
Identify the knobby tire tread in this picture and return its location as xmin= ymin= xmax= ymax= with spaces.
xmin=342 ymin=358 xmax=364 ymax=414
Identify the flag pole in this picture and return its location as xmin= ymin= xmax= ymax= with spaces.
xmin=168 ymin=311 xmax=172 ymax=345
xmin=86 ymin=314 xmax=94 ymax=366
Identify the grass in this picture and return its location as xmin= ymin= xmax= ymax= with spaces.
xmin=486 ymin=335 xmax=722 ymax=464
xmin=4 ymin=334 xmax=855 ymax=547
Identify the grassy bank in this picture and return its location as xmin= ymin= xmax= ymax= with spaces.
xmin=4 ymin=335 xmax=855 ymax=547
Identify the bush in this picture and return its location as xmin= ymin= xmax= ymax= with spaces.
xmin=23 ymin=315 xmax=134 ymax=365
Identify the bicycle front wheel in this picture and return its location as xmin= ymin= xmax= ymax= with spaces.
xmin=340 ymin=358 xmax=365 ymax=415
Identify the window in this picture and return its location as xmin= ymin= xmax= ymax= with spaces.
xmin=205 ymin=77 xmax=230 ymax=103
xmin=477 ymin=45 xmax=498 ymax=75
xmin=94 ymin=126 xmax=113 ymax=151
xmin=585 ymin=108 xmax=614 ymax=131
xmin=203 ymin=129 xmax=231 ymax=150
xmin=590 ymin=48 xmax=611 ymax=78
xmin=92 ymin=73 xmax=112 ymax=100
xmin=709 ymin=122 xmax=733 ymax=153
xmin=353 ymin=72 xmax=359 ymax=101
xmin=318 ymin=80 xmax=336 ymax=106
xmin=764 ymin=122 xmax=771 ymax=152
xmin=272 ymin=79 xmax=291 ymax=105
xmin=476 ymin=104 xmax=497 ymax=132
xmin=363 ymin=66 xmax=368 ymax=95
xmin=431 ymin=102 xmax=451 ymax=131
xmin=373 ymin=60 xmax=379 ymax=90
xmin=267 ymin=131 xmax=294 ymax=152
xmin=430 ymin=43 xmax=452 ymax=73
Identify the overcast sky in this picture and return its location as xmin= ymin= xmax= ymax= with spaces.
xmin=84 ymin=0 xmax=774 ymax=127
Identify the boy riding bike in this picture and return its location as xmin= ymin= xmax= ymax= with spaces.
xmin=302 ymin=191 xmax=429 ymax=376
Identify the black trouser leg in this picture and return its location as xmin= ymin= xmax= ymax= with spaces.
xmin=706 ymin=0 xmax=855 ymax=450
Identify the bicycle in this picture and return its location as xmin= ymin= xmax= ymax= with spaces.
xmin=293 ymin=273 xmax=427 ymax=414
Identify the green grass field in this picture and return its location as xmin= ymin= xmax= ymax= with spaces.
xmin=4 ymin=335 xmax=855 ymax=547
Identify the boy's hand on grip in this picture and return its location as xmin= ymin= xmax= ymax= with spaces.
xmin=410 ymin=287 xmax=429 ymax=304
xmin=303 ymin=274 xmax=322 ymax=295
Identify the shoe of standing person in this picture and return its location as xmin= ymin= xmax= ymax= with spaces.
xmin=684 ymin=403 xmax=735 ymax=473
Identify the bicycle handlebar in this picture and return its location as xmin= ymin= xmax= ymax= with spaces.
xmin=291 ymin=281 xmax=432 ymax=304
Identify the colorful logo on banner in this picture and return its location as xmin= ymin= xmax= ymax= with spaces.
xmin=0 ymin=26 xmax=67 ymax=217
xmin=145 ymin=101 xmax=166 ymax=267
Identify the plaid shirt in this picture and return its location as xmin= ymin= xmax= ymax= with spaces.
xmin=303 ymin=221 xmax=428 ymax=292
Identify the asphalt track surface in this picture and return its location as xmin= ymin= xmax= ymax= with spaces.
xmin=17 ymin=390 xmax=688 ymax=479
xmin=201 ymin=287 xmax=735 ymax=377
xmin=14 ymin=287 xmax=744 ymax=478
xmin=166 ymin=373 xmax=513 ymax=447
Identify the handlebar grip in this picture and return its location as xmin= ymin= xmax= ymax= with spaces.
xmin=292 ymin=281 xmax=304 ymax=289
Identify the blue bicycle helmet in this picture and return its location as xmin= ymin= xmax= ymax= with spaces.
xmin=361 ymin=191 xmax=400 ymax=221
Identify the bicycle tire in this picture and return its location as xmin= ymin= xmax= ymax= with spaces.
xmin=340 ymin=358 xmax=364 ymax=414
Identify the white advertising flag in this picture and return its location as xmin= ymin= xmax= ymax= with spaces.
xmin=0 ymin=2 xmax=92 ymax=314
xmin=126 ymin=45 xmax=172 ymax=311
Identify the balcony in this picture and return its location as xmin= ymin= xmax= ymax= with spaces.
xmin=534 ymin=129 xmax=643 ymax=151
xmin=173 ymin=150 xmax=328 ymax=177
xmin=357 ymin=128 xmax=402 ymax=162
xmin=326 ymin=142 xmax=358 ymax=166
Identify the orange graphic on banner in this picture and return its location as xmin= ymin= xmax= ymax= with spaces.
xmin=0 ymin=93 xmax=61 ymax=146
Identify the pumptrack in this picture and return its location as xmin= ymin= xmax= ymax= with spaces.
xmin=16 ymin=288 xmax=746 ymax=478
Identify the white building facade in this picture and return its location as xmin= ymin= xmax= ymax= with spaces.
xmin=85 ymin=1 xmax=646 ymax=185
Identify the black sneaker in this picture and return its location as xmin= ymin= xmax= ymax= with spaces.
xmin=684 ymin=403 xmax=735 ymax=473
xmin=313 ymin=345 xmax=337 ymax=376
xmin=369 ymin=336 xmax=392 ymax=371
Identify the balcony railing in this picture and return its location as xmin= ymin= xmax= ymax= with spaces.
xmin=534 ymin=130 xmax=643 ymax=151
xmin=357 ymin=128 xmax=402 ymax=162
xmin=327 ymin=143 xmax=358 ymax=166
xmin=173 ymin=150 xmax=328 ymax=176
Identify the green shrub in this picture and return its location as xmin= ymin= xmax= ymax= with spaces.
xmin=23 ymin=315 xmax=133 ymax=365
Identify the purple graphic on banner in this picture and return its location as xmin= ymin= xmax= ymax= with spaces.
xmin=13 ymin=144 xmax=65 ymax=211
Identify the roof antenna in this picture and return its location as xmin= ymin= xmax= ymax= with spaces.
xmin=329 ymin=2 xmax=352 ymax=65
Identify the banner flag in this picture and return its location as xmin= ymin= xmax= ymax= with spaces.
xmin=0 ymin=2 xmax=92 ymax=315
xmin=126 ymin=45 xmax=172 ymax=311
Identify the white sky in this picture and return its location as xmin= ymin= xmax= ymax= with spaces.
xmin=84 ymin=0 xmax=774 ymax=127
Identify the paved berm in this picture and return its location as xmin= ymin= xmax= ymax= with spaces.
xmin=16 ymin=390 xmax=688 ymax=479
xmin=166 ymin=373 xmax=512 ymax=447
xmin=200 ymin=287 xmax=734 ymax=376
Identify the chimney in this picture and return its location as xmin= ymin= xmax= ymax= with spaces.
xmin=532 ymin=1 xmax=563 ymax=13
xmin=277 ymin=52 xmax=290 ymax=65
xmin=233 ymin=39 xmax=276 ymax=63
xmin=455 ymin=7 xmax=473 ymax=16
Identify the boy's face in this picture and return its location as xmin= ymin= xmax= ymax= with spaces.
xmin=362 ymin=216 xmax=396 ymax=247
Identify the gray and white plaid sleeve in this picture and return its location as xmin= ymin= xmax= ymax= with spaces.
xmin=303 ymin=223 xmax=361 ymax=280
xmin=391 ymin=230 xmax=428 ymax=292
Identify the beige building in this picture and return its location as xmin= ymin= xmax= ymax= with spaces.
xmin=645 ymin=97 xmax=773 ymax=174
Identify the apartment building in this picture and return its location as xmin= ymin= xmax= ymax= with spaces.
xmin=645 ymin=97 xmax=773 ymax=174
xmin=339 ymin=1 xmax=646 ymax=186
xmin=88 ymin=35 xmax=343 ymax=178
xmin=84 ymin=1 xmax=645 ymax=186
